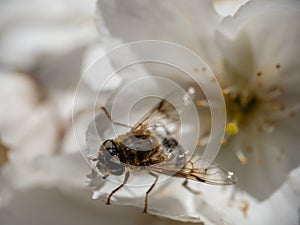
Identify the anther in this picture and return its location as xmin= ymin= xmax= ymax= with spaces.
xmin=226 ymin=122 xmax=239 ymax=136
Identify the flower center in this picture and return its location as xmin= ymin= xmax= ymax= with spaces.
xmin=222 ymin=83 xmax=300 ymax=164
xmin=196 ymin=64 xmax=300 ymax=164
xmin=225 ymin=93 xmax=259 ymax=132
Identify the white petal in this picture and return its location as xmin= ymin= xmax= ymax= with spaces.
xmin=61 ymin=112 xmax=93 ymax=154
xmin=215 ymin=0 xmax=300 ymax=200
xmin=81 ymin=43 xmax=122 ymax=92
xmin=247 ymin=166 xmax=300 ymax=225
xmin=218 ymin=0 xmax=300 ymax=39
xmin=96 ymin=0 xmax=222 ymax=67
xmin=88 ymin=175 xmax=230 ymax=224
xmin=217 ymin=0 xmax=300 ymax=90
xmin=213 ymin=0 xmax=250 ymax=16
xmin=276 ymin=115 xmax=300 ymax=164
xmin=196 ymin=166 xmax=300 ymax=225
xmin=215 ymin=31 xmax=256 ymax=89
xmin=218 ymin=111 xmax=300 ymax=201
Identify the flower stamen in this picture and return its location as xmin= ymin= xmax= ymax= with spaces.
xmin=196 ymin=100 xmax=209 ymax=107
xmin=236 ymin=150 xmax=248 ymax=165
xmin=257 ymin=118 xmax=276 ymax=133
xmin=222 ymin=86 xmax=236 ymax=96
xmin=240 ymin=200 xmax=250 ymax=218
xmin=270 ymin=103 xmax=300 ymax=120
xmin=261 ymin=87 xmax=284 ymax=101
xmin=226 ymin=122 xmax=239 ymax=135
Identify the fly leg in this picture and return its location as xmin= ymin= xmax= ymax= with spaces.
xmin=106 ymin=171 xmax=130 ymax=205
xmin=102 ymin=174 xmax=109 ymax=179
xmin=143 ymin=172 xmax=159 ymax=213
xmin=86 ymin=169 xmax=109 ymax=183
xmin=99 ymin=106 xmax=132 ymax=129
xmin=182 ymin=179 xmax=201 ymax=194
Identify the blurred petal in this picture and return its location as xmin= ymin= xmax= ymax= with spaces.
xmin=0 ymin=152 xmax=89 ymax=208
xmin=34 ymin=153 xmax=90 ymax=188
xmin=0 ymin=72 xmax=59 ymax=160
xmin=0 ymin=72 xmax=39 ymax=132
xmin=0 ymin=0 xmax=98 ymax=72
xmin=2 ymin=104 xmax=59 ymax=160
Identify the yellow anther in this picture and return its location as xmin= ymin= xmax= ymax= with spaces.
xmin=196 ymin=100 xmax=208 ymax=107
xmin=197 ymin=100 xmax=204 ymax=107
xmin=241 ymin=157 xmax=248 ymax=165
xmin=222 ymin=89 xmax=228 ymax=95
xmin=221 ymin=138 xmax=227 ymax=145
xmin=240 ymin=200 xmax=249 ymax=218
xmin=226 ymin=122 xmax=239 ymax=135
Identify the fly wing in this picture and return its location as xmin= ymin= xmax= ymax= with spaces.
xmin=132 ymin=88 xmax=195 ymax=135
xmin=150 ymin=155 xmax=237 ymax=185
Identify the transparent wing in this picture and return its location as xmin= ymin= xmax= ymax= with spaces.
xmin=150 ymin=155 xmax=237 ymax=185
xmin=132 ymin=88 xmax=195 ymax=135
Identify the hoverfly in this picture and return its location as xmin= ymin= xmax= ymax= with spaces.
xmin=90 ymin=88 xmax=237 ymax=213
